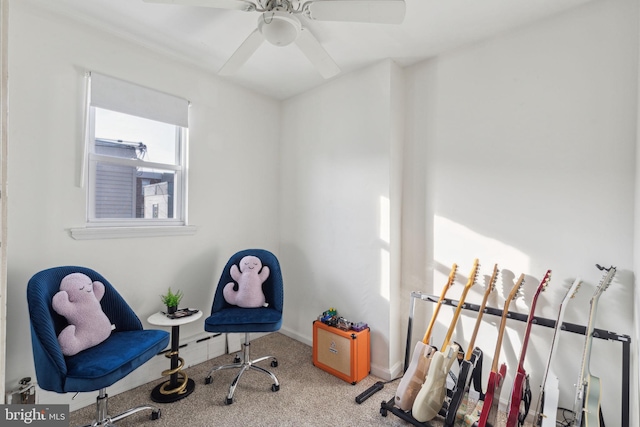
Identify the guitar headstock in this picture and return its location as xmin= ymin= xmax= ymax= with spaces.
xmin=446 ymin=263 xmax=458 ymax=289
xmin=466 ymin=258 xmax=480 ymax=289
xmin=538 ymin=269 xmax=552 ymax=295
xmin=509 ymin=273 xmax=526 ymax=303
xmin=488 ymin=264 xmax=499 ymax=292
xmin=595 ymin=264 xmax=616 ymax=295
xmin=569 ymin=277 xmax=582 ymax=299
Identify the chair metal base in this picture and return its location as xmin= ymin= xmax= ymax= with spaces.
xmin=79 ymin=388 xmax=161 ymax=427
xmin=204 ymin=333 xmax=280 ymax=404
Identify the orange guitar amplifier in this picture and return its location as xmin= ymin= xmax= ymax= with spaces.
xmin=312 ymin=320 xmax=370 ymax=384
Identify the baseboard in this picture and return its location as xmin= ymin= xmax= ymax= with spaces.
xmin=370 ymin=359 xmax=404 ymax=382
xmin=280 ymin=326 xmax=311 ymax=347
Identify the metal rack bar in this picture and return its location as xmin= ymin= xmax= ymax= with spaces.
xmin=382 ymin=291 xmax=631 ymax=427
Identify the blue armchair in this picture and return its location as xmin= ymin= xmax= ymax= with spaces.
xmin=204 ymin=249 xmax=284 ymax=404
xmin=27 ymin=266 xmax=170 ymax=426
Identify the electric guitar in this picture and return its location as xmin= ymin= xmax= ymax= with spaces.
xmin=443 ymin=263 xmax=499 ymax=427
xmin=534 ymin=277 xmax=581 ymax=427
xmin=573 ymin=264 xmax=616 ymax=427
xmin=412 ymin=259 xmax=480 ymax=422
xmin=506 ymin=270 xmax=552 ymax=427
xmin=473 ymin=273 xmax=525 ymax=427
xmin=395 ymin=263 xmax=458 ymax=411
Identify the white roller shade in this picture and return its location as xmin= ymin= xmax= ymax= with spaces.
xmin=90 ymin=72 xmax=189 ymax=127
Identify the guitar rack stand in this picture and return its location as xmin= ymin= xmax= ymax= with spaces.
xmin=379 ymin=291 xmax=631 ymax=427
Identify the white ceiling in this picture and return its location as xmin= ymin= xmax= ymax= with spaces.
xmin=26 ymin=0 xmax=593 ymax=100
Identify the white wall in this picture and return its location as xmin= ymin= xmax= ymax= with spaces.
xmin=634 ymin=0 xmax=640 ymax=423
xmin=0 ymin=0 xmax=8 ymax=402
xmin=5 ymin=0 xmax=280 ymax=398
xmin=279 ymin=61 xmax=404 ymax=379
xmin=403 ymin=0 xmax=637 ymax=425
xmin=4 ymin=0 xmax=639 ymax=425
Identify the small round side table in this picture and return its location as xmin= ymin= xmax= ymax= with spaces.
xmin=147 ymin=309 xmax=203 ymax=403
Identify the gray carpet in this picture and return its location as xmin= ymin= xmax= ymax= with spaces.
xmin=68 ymin=333 xmax=521 ymax=426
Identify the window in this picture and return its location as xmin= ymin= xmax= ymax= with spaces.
xmin=83 ymin=73 xmax=189 ymax=231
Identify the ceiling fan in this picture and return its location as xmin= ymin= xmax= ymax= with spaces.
xmin=143 ymin=0 xmax=406 ymax=79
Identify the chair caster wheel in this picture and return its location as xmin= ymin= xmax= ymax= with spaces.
xmin=225 ymin=397 xmax=233 ymax=405
xmin=234 ymin=355 xmax=241 ymax=363
xmin=271 ymin=360 xmax=278 ymax=367
xmin=205 ymin=376 xmax=212 ymax=385
xmin=271 ymin=384 xmax=280 ymax=392
xmin=151 ymin=409 xmax=161 ymax=420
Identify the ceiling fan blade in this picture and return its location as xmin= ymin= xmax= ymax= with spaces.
xmin=305 ymin=0 xmax=405 ymax=24
xmin=218 ymin=29 xmax=264 ymax=76
xmin=142 ymin=0 xmax=255 ymax=11
xmin=294 ymin=28 xmax=340 ymax=79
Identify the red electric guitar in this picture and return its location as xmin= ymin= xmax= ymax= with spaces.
xmin=394 ymin=263 xmax=458 ymax=410
xmin=443 ymin=263 xmax=498 ymax=426
xmin=473 ymin=273 xmax=524 ymax=427
xmin=506 ymin=270 xmax=552 ymax=427
xmin=412 ymin=259 xmax=480 ymax=422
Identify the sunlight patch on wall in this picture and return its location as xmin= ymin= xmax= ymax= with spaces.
xmin=431 ymin=215 xmax=531 ymax=391
xmin=433 ymin=215 xmax=530 ymax=284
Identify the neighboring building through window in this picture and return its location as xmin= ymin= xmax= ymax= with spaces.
xmin=93 ymin=138 xmax=175 ymax=220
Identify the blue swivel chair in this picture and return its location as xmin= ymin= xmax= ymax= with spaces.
xmin=27 ymin=266 xmax=170 ymax=426
xmin=204 ymin=249 xmax=283 ymax=404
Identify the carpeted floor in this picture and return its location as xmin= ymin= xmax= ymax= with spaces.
xmin=68 ymin=333 xmax=527 ymax=427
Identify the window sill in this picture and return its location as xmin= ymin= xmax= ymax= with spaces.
xmin=69 ymin=225 xmax=197 ymax=240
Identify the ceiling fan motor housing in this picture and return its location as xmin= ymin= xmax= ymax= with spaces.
xmin=258 ymin=10 xmax=301 ymax=46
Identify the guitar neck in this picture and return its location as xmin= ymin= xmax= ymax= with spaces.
xmin=578 ymin=266 xmax=615 ymax=384
xmin=491 ymin=273 xmax=524 ymax=373
xmin=465 ymin=264 xmax=498 ymax=359
xmin=422 ymin=263 xmax=458 ymax=344
xmin=491 ymin=307 xmax=510 ymax=373
xmin=579 ymin=292 xmax=604 ymax=379
xmin=442 ymin=259 xmax=479 ymax=349
xmin=517 ymin=312 xmax=535 ymax=371
xmin=517 ymin=270 xmax=551 ymax=370
xmin=539 ymin=277 xmax=580 ymax=392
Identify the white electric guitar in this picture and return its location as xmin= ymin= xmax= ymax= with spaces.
xmin=573 ymin=264 xmax=615 ymax=427
xmin=534 ymin=277 xmax=581 ymax=427
xmin=394 ymin=263 xmax=458 ymax=410
xmin=411 ymin=259 xmax=480 ymax=422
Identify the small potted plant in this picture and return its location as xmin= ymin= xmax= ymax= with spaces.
xmin=160 ymin=287 xmax=183 ymax=314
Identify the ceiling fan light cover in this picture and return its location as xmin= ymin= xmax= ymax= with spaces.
xmin=258 ymin=11 xmax=301 ymax=46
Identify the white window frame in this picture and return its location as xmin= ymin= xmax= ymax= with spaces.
xmin=70 ymin=72 xmax=195 ymax=240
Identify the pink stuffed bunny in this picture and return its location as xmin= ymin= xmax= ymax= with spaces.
xmin=52 ymin=273 xmax=113 ymax=356
xmin=223 ymin=255 xmax=270 ymax=308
